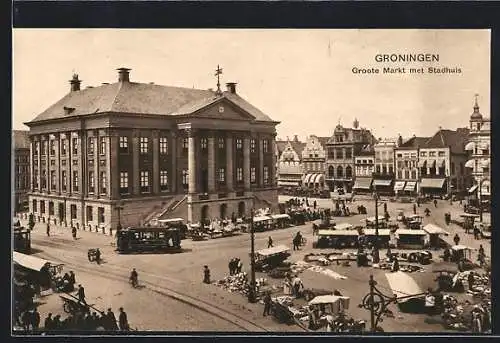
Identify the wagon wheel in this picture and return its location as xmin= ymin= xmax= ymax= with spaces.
xmin=63 ymin=301 xmax=72 ymax=313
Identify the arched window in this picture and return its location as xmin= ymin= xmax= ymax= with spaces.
xmin=337 ymin=166 xmax=344 ymax=178
xmin=328 ymin=166 xmax=335 ymax=177
xmin=345 ymin=166 xmax=352 ymax=178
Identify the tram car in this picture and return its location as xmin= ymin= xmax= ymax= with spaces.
xmin=14 ymin=227 xmax=31 ymax=254
xmin=116 ymin=226 xmax=182 ymax=254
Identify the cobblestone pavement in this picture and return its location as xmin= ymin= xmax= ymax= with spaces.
xmin=16 ymin=196 xmax=490 ymax=332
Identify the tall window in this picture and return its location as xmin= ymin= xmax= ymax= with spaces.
xmin=119 ymin=172 xmax=129 ymax=194
xmin=182 ymin=138 xmax=189 ymax=149
xmin=40 ymin=201 xmax=45 ymax=214
xmin=250 ymin=139 xmax=256 ymax=153
xmin=72 ymin=171 xmax=79 ymax=191
xmin=72 ymin=137 xmax=78 ymax=154
xmin=50 ymin=171 xmax=56 ymax=190
xmin=263 ymin=166 xmax=269 ymax=184
xmin=140 ymin=171 xmax=150 ymax=192
xmin=140 ymin=137 xmax=149 ymax=154
xmin=119 ymin=136 xmax=129 ymax=153
xmin=201 ymin=138 xmax=208 ymax=150
xmin=236 ymin=139 xmax=243 ymax=150
xmin=236 ymin=167 xmax=243 ymax=183
xmin=98 ymin=207 xmax=105 ymax=223
xmin=411 ymin=170 xmax=417 ymax=179
xmin=88 ymin=171 xmax=95 ymax=193
xmin=250 ymin=167 xmax=256 ymax=183
xmin=88 ymin=138 xmax=95 ymax=155
xmin=86 ymin=206 xmax=93 ymax=222
xmin=160 ymin=170 xmax=169 ymax=191
xmin=61 ymin=171 xmax=67 ymax=191
xmin=48 ymin=202 xmax=54 ymax=215
xmin=218 ymin=137 xmax=225 ymax=149
xmin=345 ymin=148 xmax=352 ymax=159
xmin=32 ymin=199 xmax=37 ymax=212
xmin=263 ymin=139 xmax=269 ymax=153
xmin=34 ymin=142 xmax=39 ymax=156
xmin=70 ymin=204 xmax=77 ymax=219
xmin=182 ymin=170 xmax=189 ymax=189
xmin=160 ymin=137 xmax=168 ymax=154
xmin=33 ymin=170 xmax=39 ymax=189
xmin=100 ymin=137 xmax=106 ymax=155
xmin=218 ymin=168 xmax=226 ymax=183
xmin=100 ymin=171 xmax=107 ymax=194
xmin=41 ymin=141 xmax=47 ymax=155
xmin=61 ymin=139 xmax=67 ymax=155
xmin=49 ymin=140 xmax=55 ymax=155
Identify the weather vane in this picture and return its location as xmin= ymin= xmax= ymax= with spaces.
xmin=215 ymin=65 xmax=223 ymax=96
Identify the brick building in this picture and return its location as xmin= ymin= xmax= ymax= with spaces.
xmin=301 ymin=135 xmax=329 ymax=190
xmin=394 ymin=136 xmax=429 ymax=196
xmin=13 ymin=130 xmax=31 ymax=212
xmin=276 ymin=136 xmax=305 ymax=188
xmin=26 ymin=68 xmax=278 ymax=231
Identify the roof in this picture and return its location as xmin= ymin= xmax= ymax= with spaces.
xmin=13 ymin=130 xmax=30 ymax=149
xmin=276 ymin=141 xmax=288 ymax=155
xmin=13 ymin=251 xmax=56 ymax=272
xmin=27 ymin=81 xmax=275 ymax=124
xmin=399 ymin=136 xmax=430 ymax=149
xmin=256 ymin=245 xmax=289 ymax=256
xmin=422 ymin=129 xmax=470 ymax=154
xmin=317 ymin=136 xmax=330 ymax=147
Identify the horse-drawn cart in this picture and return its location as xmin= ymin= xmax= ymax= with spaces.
xmin=60 ymin=294 xmax=91 ymax=315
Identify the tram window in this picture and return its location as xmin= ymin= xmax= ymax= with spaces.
xmin=134 ymin=232 xmax=140 ymax=239
xmin=158 ymin=232 xmax=165 ymax=239
xmin=144 ymin=232 xmax=153 ymax=239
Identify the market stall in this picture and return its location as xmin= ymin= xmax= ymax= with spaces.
xmin=13 ymin=252 xmax=64 ymax=291
xmin=270 ymin=214 xmax=292 ymax=229
xmin=394 ymin=229 xmax=428 ymax=249
xmin=422 ymin=224 xmax=449 ymax=249
xmin=385 ymin=271 xmax=426 ymax=313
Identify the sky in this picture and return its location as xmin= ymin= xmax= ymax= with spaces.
xmin=13 ymin=29 xmax=490 ymax=140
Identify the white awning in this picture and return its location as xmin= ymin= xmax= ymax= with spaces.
xmin=253 ymin=216 xmax=272 ymax=222
xmin=13 ymin=252 xmax=55 ymax=272
xmin=303 ymin=173 xmax=314 ymax=184
xmin=256 ymin=245 xmax=289 ymax=256
xmin=423 ymin=224 xmax=449 ymax=235
xmin=480 ymin=160 xmax=490 ymax=168
xmin=278 ymin=180 xmax=300 ymax=187
xmin=313 ymin=174 xmax=325 ymax=184
xmin=464 ymin=141 xmax=475 ymax=151
xmin=270 ymin=214 xmax=291 ymax=220
xmin=468 ymin=185 xmax=478 ymax=193
xmin=478 ymin=142 xmax=490 ymax=150
xmin=404 ymin=181 xmax=416 ymax=191
xmin=420 ymin=178 xmax=445 ymax=189
xmin=353 ymin=178 xmax=372 ymax=190
xmin=396 ymin=229 xmax=427 ymax=236
xmin=385 ymin=271 xmax=424 ymax=300
xmin=394 ymin=181 xmax=406 ymax=191
xmin=428 ymin=160 xmax=436 ymax=168
xmin=309 ymin=295 xmax=351 ymax=315
xmin=465 ymin=160 xmax=475 ymax=169
xmin=373 ymin=179 xmax=392 ymax=187
xmin=438 ymin=160 xmax=446 ymax=168
xmin=335 ymin=223 xmax=353 ymax=230
xmin=481 ymin=180 xmax=490 ymax=196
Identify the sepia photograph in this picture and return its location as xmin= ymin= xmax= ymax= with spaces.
xmin=12 ymin=29 xmax=491 ymax=334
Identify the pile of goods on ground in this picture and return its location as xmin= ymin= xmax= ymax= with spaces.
xmin=215 ymin=273 xmax=271 ymax=297
xmin=291 ymin=261 xmax=347 ymax=280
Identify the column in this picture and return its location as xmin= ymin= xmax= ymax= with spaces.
xmin=37 ymin=138 xmax=42 ymax=192
xmin=152 ymin=130 xmax=160 ymax=194
xmin=93 ymin=134 xmax=99 ymax=198
xmin=44 ymin=136 xmax=50 ymax=194
xmin=55 ymin=134 xmax=61 ymax=194
xmin=226 ymin=134 xmax=233 ymax=191
xmin=109 ymin=131 xmax=119 ymax=199
xmin=271 ymin=135 xmax=277 ymax=186
xmin=259 ymin=136 xmax=264 ymax=187
xmin=243 ymin=136 xmax=251 ymax=190
xmin=188 ymin=129 xmax=197 ymax=194
xmin=132 ymin=130 xmax=140 ymax=195
xmin=29 ymin=139 xmax=34 ymax=192
xmin=207 ymin=133 xmax=216 ymax=193
xmin=170 ymin=131 xmax=177 ymax=193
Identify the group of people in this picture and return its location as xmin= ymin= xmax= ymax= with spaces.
xmin=228 ymin=258 xmax=243 ymax=275
xmin=42 ymin=307 xmax=130 ymax=331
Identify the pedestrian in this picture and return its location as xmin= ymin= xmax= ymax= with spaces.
xmin=32 ymin=309 xmax=40 ymax=330
xmin=391 ymin=258 xmax=400 ymax=272
xmin=44 ymin=313 xmax=53 ymax=330
xmin=95 ymin=248 xmax=101 ymax=264
xmin=474 ymin=226 xmax=480 ymax=240
xmin=69 ymin=271 xmax=76 ymax=285
xmin=313 ymin=200 xmax=317 ymax=209
xmin=21 ymin=310 xmax=31 ymax=331
xmin=118 ymin=307 xmax=129 ymax=331
xmin=383 ymin=202 xmax=387 ymax=213
xmin=72 ymin=226 xmax=77 ymax=239
xmin=46 ymin=223 xmax=50 ymax=237
xmin=413 ymin=203 xmax=417 ymax=215
xmin=468 ymin=272 xmax=475 ymax=291
xmin=424 ymin=289 xmax=436 ymax=316
xmin=52 ymin=315 xmax=62 ymax=330
xmin=479 ymin=244 xmax=485 ymax=258
xmin=203 ymin=265 xmax=211 ymax=284
xmin=228 ymin=259 xmax=234 ymax=276
xmin=107 ymin=308 xmax=118 ymax=330
xmin=434 ymin=199 xmax=438 ymax=208
xmin=77 ymin=284 xmax=86 ymax=304
xmin=236 ymin=258 xmax=243 ymax=274
xmin=417 ymin=199 xmax=420 ymax=207
xmin=263 ymin=291 xmax=272 ymax=316
xmin=463 ymin=204 xmax=467 ymax=212
xmin=453 ymin=233 xmax=460 ymax=246
xmin=268 ymin=236 xmax=273 ymax=248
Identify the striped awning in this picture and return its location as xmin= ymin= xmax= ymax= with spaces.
xmin=373 ymin=179 xmax=392 ymax=187
xmin=404 ymin=181 xmax=417 ymax=191
xmin=353 ymin=178 xmax=372 ymax=190
xmin=438 ymin=160 xmax=446 ymax=168
xmin=428 ymin=160 xmax=436 ymax=168
xmin=468 ymin=185 xmax=478 ymax=193
xmin=420 ymin=178 xmax=445 ymax=189
xmin=303 ymin=173 xmax=324 ymax=184
xmin=464 ymin=141 xmax=475 ymax=151
xmin=465 ymin=160 xmax=475 ymax=169
xmin=418 ymin=160 xmax=427 ymax=168
xmin=394 ymin=181 xmax=406 ymax=191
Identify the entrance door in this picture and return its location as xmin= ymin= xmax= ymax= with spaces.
xmin=238 ymin=201 xmax=245 ymax=217
xmin=201 ymin=205 xmax=209 ymax=224
xmin=201 ymin=169 xmax=209 ymax=193
xmin=58 ymin=203 xmax=65 ymax=222
xmin=220 ymin=204 xmax=227 ymax=219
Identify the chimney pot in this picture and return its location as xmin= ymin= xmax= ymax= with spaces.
xmin=226 ymin=82 xmax=237 ymax=94
xmin=117 ymin=68 xmax=131 ymax=83
xmin=69 ymin=73 xmax=81 ymax=92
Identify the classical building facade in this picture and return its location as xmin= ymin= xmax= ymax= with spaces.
xmin=301 ymin=135 xmax=328 ymax=189
xmin=353 ymin=147 xmax=375 ymax=193
xmin=26 ymin=68 xmax=279 ymax=230
xmin=325 ymin=119 xmax=376 ymax=193
xmin=418 ymin=128 xmax=470 ymax=197
xmin=372 ymin=138 xmax=397 ymax=195
xmin=394 ymin=136 xmax=429 ymax=195
xmin=276 ymin=137 xmax=305 ymax=188
xmin=464 ymin=96 xmax=490 ymax=201
xmin=13 ymin=130 xmax=31 ymax=212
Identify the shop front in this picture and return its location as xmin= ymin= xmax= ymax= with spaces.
xmin=353 ymin=177 xmax=372 ymax=194
xmin=393 ymin=181 xmax=406 ymax=196
xmin=403 ymin=181 xmax=417 ymax=195
xmin=419 ymin=178 xmax=447 ymax=197
xmin=372 ymin=179 xmax=393 ymax=196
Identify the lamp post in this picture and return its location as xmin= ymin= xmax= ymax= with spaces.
xmin=372 ymin=192 xmax=380 ymax=264
xmin=248 ymin=208 xmax=257 ymax=303
xmin=115 ymin=201 xmax=124 ymax=233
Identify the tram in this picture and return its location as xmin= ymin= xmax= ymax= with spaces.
xmin=116 ymin=226 xmax=182 ymax=254
xmin=14 ymin=227 xmax=31 ymax=254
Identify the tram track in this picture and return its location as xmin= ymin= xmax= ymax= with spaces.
xmin=33 ymin=246 xmax=271 ymax=332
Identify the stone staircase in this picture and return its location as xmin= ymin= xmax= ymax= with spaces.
xmin=156 ymin=195 xmax=188 ymax=221
xmin=253 ymin=194 xmax=273 ymax=209
xmin=143 ymin=195 xmax=186 ymax=224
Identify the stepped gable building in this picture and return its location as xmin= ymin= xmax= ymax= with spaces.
xmin=325 ymin=118 xmax=376 ymax=193
xmin=301 ymin=135 xmax=329 ymax=190
xmin=393 ymin=135 xmax=430 ymax=195
xmin=276 ymin=136 xmax=305 ymax=188
xmin=26 ymin=68 xmax=279 ymax=230
xmin=418 ymin=127 xmax=470 ymax=197
xmin=13 ymin=130 xmax=31 ymax=212
xmin=464 ymin=95 xmax=490 ymax=202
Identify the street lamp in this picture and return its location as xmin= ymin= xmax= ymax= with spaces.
xmin=359 ymin=275 xmax=426 ymax=332
xmin=372 ymin=192 xmax=380 ymax=264
xmin=115 ymin=201 xmax=124 ymax=233
xmin=248 ymin=208 xmax=257 ymax=303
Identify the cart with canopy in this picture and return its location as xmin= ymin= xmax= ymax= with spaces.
xmin=13 ymin=252 xmax=64 ymax=291
xmin=314 ymin=230 xmax=359 ymax=249
xmin=270 ymin=214 xmax=292 ymax=229
xmin=450 ymin=245 xmax=476 ymax=271
xmin=157 ymin=218 xmax=188 ymax=239
xmin=253 ymin=245 xmax=291 ymax=271
xmin=422 ymin=224 xmax=449 ymax=249
xmin=253 ymin=216 xmax=273 ymax=232
xmin=384 ymin=271 xmax=426 ymax=313
xmin=394 ymin=229 xmax=428 ymax=249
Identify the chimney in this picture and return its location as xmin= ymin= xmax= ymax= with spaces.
xmin=226 ymin=82 xmax=237 ymax=94
xmin=117 ymin=68 xmax=131 ymax=83
xmin=69 ymin=74 xmax=81 ymax=92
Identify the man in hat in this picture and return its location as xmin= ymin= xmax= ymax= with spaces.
xmin=118 ymin=307 xmax=129 ymax=331
xmin=46 ymin=223 xmax=50 ymax=237
xmin=106 ymin=308 xmax=118 ymax=330
xmin=44 ymin=313 xmax=53 ymax=330
xmin=77 ymin=284 xmax=86 ymax=304
xmin=453 ymin=233 xmax=460 ymax=246
xmin=263 ymin=291 xmax=272 ymax=316
xmin=268 ymin=236 xmax=273 ymax=248
xmin=203 ymin=265 xmax=211 ymax=284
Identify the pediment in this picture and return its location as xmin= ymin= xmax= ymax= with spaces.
xmin=190 ymin=99 xmax=255 ymax=121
